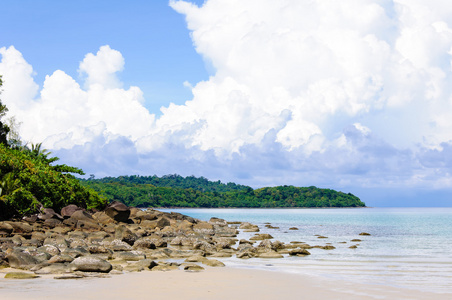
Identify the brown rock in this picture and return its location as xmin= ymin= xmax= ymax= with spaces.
xmin=289 ymin=248 xmax=311 ymax=256
xmin=105 ymin=201 xmax=130 ymax=223
xmin=60 ymin=205 xmax=83 ymax=218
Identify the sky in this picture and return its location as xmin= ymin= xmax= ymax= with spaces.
xmin=1 ymin=0 xmax=452 ymax=207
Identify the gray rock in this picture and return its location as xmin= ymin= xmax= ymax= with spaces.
xmin=6 ymin=250 xmax=38 ymax=269
xmin=70 ymin=256 xmax=112 ymax=273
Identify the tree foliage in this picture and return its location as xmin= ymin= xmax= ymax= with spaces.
xmin=80 ymin=175 xmax=365 ymax=208
xmin=0 ymin=144 xmax=106 ymax=219
xmin=0 ymin=75 xmax=10 ymax=146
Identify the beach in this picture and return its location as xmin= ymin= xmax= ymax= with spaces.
xmin=1 ymin=266 xmax=449 ymax=300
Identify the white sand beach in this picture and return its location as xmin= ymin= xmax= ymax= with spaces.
xmin=1 ymin=267 xmax=450 ymax=300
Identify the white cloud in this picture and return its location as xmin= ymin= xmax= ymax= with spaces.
xmin=3 ymin=0 xmax=452 ymax=199
xmin=0 ymin=45 xmax=155 ymax=149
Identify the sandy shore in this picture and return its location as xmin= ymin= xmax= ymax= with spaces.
xmin=0 ymin=267 xmax=450 ymax=300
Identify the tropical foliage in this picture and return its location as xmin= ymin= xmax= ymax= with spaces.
xmin=0 ymin=144 xmax=106 ymax=219
xmin=80 ymin=175 xmax=365 ymax=208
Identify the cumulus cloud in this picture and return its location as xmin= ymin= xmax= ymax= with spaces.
xmin=2 ymin=0 xmax=452 ymax=201
xmin=0 ymin=45 xmax=155 ymax=149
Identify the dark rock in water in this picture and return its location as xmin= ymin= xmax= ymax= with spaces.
xmin=359 ymin=232 xmax=371 ymax=236
xmin=105 ymin=201 xmax=130 ymax=223
xmin=6 ymin=250 xmax=39 ymax=269
xmin=349 ymin=245 xmax=358 ymax=249
xmin=289 ymin=248 xmax=311 ymax=256
xmin=250 ymin=233 xmax=273 ymax=240
xmin=289 ymin=227 xmax=299 ymax=230
xmin=70 ymin=256 xmax=112 ymax=273
xmin=321 ymin=245 xmax=336 ymax=250
xmin=61 ymin=205 xmax=83 ymax=219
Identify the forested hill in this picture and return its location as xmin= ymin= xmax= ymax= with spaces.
xmin=90 ymin=174 xmax=248 ymax=193
xmin=79 ymin=175 xmax=365 ymax=208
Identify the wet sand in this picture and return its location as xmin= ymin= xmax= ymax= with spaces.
xmin=0 ymin=267 xmax=450 ymax=300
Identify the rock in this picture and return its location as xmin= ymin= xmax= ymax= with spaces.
xmin=4 ymin=272 xmax=39 ymax=279
xmin=39 ymin=208 xmax=63 ymax=221
xmin=109 ymin=239 xmax=133 ymax=251
xmin=34 ymin=263 xmax=71 ymax=274
xmin=133 ymin=238 xmax=157 ymax=250
xmin=185 ymin=255 xmax=207 ymax=263
xmin=136 ymin=259 xmax=158 ymax=270
xmin=113 ymin=251 xmax=146 ymax=261
xmin=61 ymin=205 xmax=83 ymax=218
xmin=183 ymin=264 xmax=204 ymax=272
xmin=289 ymin=248 xmax=311 ymax=256
xmin=71 ymin=256 xmax=112 ymax=273
xmin=47 ymin=254 xmax=74 ymax=264
xmin=5 ymin=222 xmax=33 ymax=235
xmin=0 ymin=222 xmax=14 ymax=237
xmin=351 ymin=239 xmax=362 ymax=242
xmin=321 ymin=245 xmax=336 ymax=250
xmin=202 ymin=259 xmax=225 ymax=267
xmin=54 ymin=274 xmax=84 ymax=280
xmin=250 ymin=234 xmax=273 ymax=241
xmin=114 ymin=225 xmax=138 ymax=245
xmin=92 ymin=212 xmax=116 ymax=225
xmin=349 ymin=245 xmax=358 ymax=249
xmin=258 ymin=251 xmax=284 ymax=258
xmin=105 ymin=201 xmax=130 ymax=223
xmin=193 ymin=222 xmax=214 ymax=235
xmin=6 ymin=250 xmax=39 ymax=269
xmin=239 ymin=239 xmax=254 ymax=245
xmin=44 ymin=219 xmax=62 ymax=228
xmin=359 ymin=232 xmax=371 ymax=236
xmin=317 ymin=236 xmax=328 ymax=239
xmin=151 ymin=264 xmax=178 ymax=272
xmin=209 ymin=217 xmax=228 ymax=226
xmin=239 ymin=222 xmax=260 ymax=232
xmin=289 ymin=227 xmax=299 ymax=230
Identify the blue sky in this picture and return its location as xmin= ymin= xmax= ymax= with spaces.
xmin=1 ymin=0 xmax=208 ymax=113
xmin=2 ymin=0 xmax=452 ymax=207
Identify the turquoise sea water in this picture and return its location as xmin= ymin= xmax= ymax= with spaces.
xmin=160 ymin=207 xmax=452 ymax=294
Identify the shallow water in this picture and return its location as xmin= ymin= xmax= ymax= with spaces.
xmin=160 ymin=207 xmax=452 ymax=293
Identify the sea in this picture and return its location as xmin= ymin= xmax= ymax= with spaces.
xmin=160 ymin=207 xmax=452 ymax=294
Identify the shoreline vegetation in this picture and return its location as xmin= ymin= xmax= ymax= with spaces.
xmin=80 ymin=175 xmax=365 ymax=209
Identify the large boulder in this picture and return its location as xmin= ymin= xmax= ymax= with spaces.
xmin=38 ymin=208 xmax=63 ymax=221
xmin=60 ymin=205 xmax=83 ymax=218
xmin=114 ymin=225 xmax=138 ymax=245
xmin=70 ymin=256 xmax=112 ymax=273
xmin=105 ymin=201 xmax=130 ymax=223
xmin=0 ymin=222 xmax=14 ymax=237
xmin=6 ymin=250 xmax=38 ymax=269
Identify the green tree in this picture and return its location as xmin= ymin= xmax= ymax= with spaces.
xmin=0 ymin=75 xmax=10 ymax=146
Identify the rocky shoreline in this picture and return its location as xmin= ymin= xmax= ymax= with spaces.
xmin=0 ymin=201 xmax=367 ymax=279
